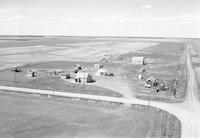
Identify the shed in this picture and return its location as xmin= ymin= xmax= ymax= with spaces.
xmin=75 ymin=72 xmax=93 ymax=83
xmin=101 ymin=58 xmax=108 ymax=63
xmin=94 ymin=63 xmax=103 ymax=69
xmin=132 ymin=56 xmax=146 ymax=65
xmin=137 ymin=74 xmax=143 ymax=79
xmin=12 ymin=67 xmax=22 ymax=72
xmin=61 ymin=73 xmax=70 ymax=79
xmin=95 ymin=69 xmax=108 ymax=76
xmin=27 ymin=70 xmax=36 ymax=77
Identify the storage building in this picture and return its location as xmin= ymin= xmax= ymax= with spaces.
xmin=132 ymin=56 xmax=146 ymax=65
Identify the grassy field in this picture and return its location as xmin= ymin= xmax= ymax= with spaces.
xmin=22 ymin=61 xmax=93 ymax=70
xmin=0 ymin=36 xmax=159 ymax=68
xmin=0 ymin=91 xmax=180 ymax=138
xmin=190 ymin=39 xmax=200 ymax=100
xmin=0 ymin=36 xmax=181 ymax=48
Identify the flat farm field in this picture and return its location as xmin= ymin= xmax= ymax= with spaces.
xmin=0 ymin=91 xmax=180 ymax=138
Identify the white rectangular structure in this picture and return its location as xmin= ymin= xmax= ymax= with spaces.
xmin=75 ymin=72 xmax=92 ymax=83
xmin=132 ymin=56 xmax=146 ymax=65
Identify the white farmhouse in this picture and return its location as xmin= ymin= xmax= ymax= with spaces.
xmin=75 ymin=72 xmax=93 ymax=83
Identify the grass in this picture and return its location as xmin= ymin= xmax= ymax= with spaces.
xmin=22 ymin=60 xmax=93 ymax=70
xmin=141 ymin=42 xmax=185 ymax=55
xmin=0 ymin=91 xmax=181 ymax=138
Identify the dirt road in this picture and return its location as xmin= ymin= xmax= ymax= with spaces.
xmin=0 ymin=45 xmax=199 ymax=138
xmin=150 ymin=44 xmax=200 ymax=138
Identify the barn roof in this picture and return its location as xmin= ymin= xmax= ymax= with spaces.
xmin=132 ymin=56 xmax=146 ymax=60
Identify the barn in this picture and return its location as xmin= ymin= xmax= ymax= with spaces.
xmin=132 ymin=56 xmax=146 ymax=65
xmin=75 ymin=72 xmax=93 ymax=83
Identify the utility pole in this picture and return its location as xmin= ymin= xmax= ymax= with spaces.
xmin=162 ymin=112 xmax=165 ymax=135
xmin=148 ymin=91 xmax=151 ymax=107
xmin=14 ymin=71 xmax=16 ymax=84
xmin=148 ymin=84 xmax=155 ymax=107
xmin=163 ymin=114 xmax=169 ymax=136
xmin=83 ymin=75 xmax=85 ymax=92
xmin=165 ymin=90 xmax=167 ymax=100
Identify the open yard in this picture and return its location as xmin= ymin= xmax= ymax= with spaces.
xmin=0 ymin=91 xmax=180 ymax=138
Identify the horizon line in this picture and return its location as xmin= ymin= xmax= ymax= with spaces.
xmin=0 ymin=35 xmax=199 ymax=39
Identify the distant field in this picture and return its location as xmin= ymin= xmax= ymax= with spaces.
xmin=0 ymin=91 xmax=180 ymax=138
xmin=0 ymin=36 xmax=159 ymax=70
xmin=22 ymin=60 xmax=93 ymax=70
xmin=0 ymin=36 xmax=182 ymax=48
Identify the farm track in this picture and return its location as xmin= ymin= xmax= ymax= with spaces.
xmin=0 ymin=44 xmax=200 ymax=138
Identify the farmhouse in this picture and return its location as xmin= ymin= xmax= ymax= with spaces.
xmin=132 ymin=56 xmax=146 ymax=65
xmin=75 ymin=72 xmax=93 ymax=83
xmin=95 ymin=69 xmax=108 ymax=76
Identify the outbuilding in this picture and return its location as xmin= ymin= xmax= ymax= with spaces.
xmin=101 ymin=58 xmax=108 ymax=63
xmin=94 ymin=63 xmax=103 ymax=69
xmin=137 ymin=74 xmax=143 ymax=79
xmin=146 ymin=76 xmax=158 ymax=86
xmin=73 ymin=64 xmax=82 ymax=70
xmin=12 ymin=67 xmax=22 ymax=72
xmin=27 ymin=70 xmax=36 ymax=77
xmin=95 ymin=69 xmax=108 ymax=76
xmin=132 ymin=56 xmax=146 ymax=65
xmin=75 ymin=72 xmax=93 ymax=83
xmin=61 ymin=73 xmax=70 ymax=79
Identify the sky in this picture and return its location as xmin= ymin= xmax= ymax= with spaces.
xmin=0 ymin=0 xmax=200 ymax=38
